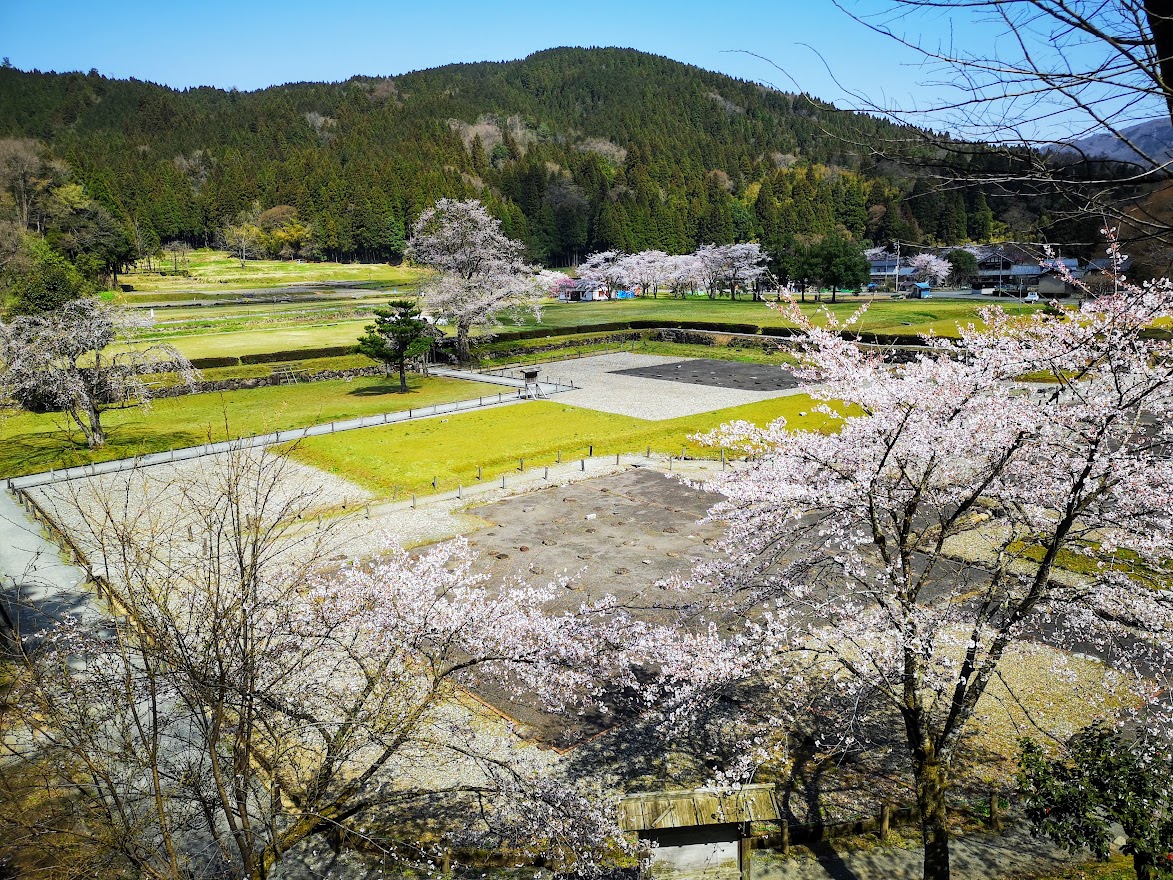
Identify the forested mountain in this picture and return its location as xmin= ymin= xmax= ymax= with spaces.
xmin=0 ymin=47 xmax=1063 ymax=268
xmin=1061 ymin=119 xmax=1173 ymax=168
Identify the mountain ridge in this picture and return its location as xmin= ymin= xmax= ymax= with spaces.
xmin=0 ymin=47 xmax=1037 ymax=266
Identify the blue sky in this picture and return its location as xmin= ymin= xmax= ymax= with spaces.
xmin=1 ymin=0 xmax=963 ymax=111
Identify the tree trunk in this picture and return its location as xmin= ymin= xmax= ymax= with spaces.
xmin=77 ymin=397 xmax=106 ymax=448
xmin=456 ymin=322 xmax=471 ymax=363
xmin=398 ymin=359 xmax=408 ymax=393
xmin=1145 ymin=1 xmax=1173 ymax=124
xmin=915 ymin=756 xmax=952 ymax=880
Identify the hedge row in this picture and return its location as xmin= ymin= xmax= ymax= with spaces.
xmin=189 ymin=345 xmax=358 ymax=369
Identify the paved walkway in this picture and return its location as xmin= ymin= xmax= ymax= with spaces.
xmin=749 ymin=822 xmax=1076 ymax=880
xmin=0 ymin=489 xmax=106 ymax=650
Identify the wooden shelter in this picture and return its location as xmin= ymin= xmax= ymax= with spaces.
xmin=618 ymin=785 xmax=780 ymax=879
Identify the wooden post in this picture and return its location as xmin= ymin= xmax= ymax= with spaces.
xmin=589 ymin=444 xmax=593 ymax=456
xmin=879 ymin=803 xmax=891 ymax=841
xmin=477 ymin=465 xmax=482 ymax=480
xmin=580 ymin=459 xmax=585 ymax=472
xmin=519 ymin=457 xmax=524 ymax=471
xmin=457 ymin=485 xmax=461 ymax=500
xmin=501 ymin=474 xmax=506 ymax=488
xmin=557 ymin=450 xmax=561 ymax=463
xmin=544 ymin=467 xmax=549 ymax=480
xmin=738 ymin=826 xmax=752 ymax=880
xmin=411 ymin=494 xmax=416 ymax=508
xmin=616 ymin=452 xmax=620 ymax=465
xmin=432 ymin=476 xmax=437 ymax=490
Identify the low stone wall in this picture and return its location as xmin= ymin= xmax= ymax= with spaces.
xmin=152 ymin=365 xmax=389 ymax=398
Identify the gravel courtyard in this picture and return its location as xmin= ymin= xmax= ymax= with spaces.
xmin=533 ymin=352 xmax=805 ymax=419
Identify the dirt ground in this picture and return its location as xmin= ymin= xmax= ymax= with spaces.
xmin=456 ymin=466 xmax=728 ymax=745
xmin=466 ymin=466 xmax=725 ymax=615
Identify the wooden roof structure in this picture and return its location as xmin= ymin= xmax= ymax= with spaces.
xmin=617 ymin=785 xmax=779 ymax=832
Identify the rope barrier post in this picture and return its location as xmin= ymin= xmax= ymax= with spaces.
xmin=589 ymin=444 xmax=593 ymax=456
xmin=411 ymin=494 xmax=416 ymax=509
xmin=722 ymin=449 xmax=726 ymax=470
xmin=616 ymin=453 xmax=620 ymax=465
xmin=544 ymin=466 xmax=548 ymax=480
xmin=501 ymin=474 xmax=506 ymax=489
xmin=580 ymin=459 xmax=585 ymax=472
xmin=432 ymin=476 xmax=437 ymax=490
xmin=557 ymin=450 xmax=561 ymax=464
xmin=519 ymin=457 xmax=524 ymax=472
xmin=458 ymin=484 xmax=462 ymax=499
xmin=477 ymin=465 xmax=482 ymax=480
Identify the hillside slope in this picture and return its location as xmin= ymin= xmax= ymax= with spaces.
xmin=0 ymin=47 xmax=997 ymax=264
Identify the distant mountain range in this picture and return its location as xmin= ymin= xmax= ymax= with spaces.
xmin=1060 ymin=118 xmax=1173 ymax=168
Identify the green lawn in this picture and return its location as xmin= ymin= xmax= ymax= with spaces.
xmin=507 ymin=296 xmax=1040 ymax=337
xmin=284 ymin=396 xmax=837 ymax=500
xmin=114 ymin=249 xmax=429 ymax=293
xmin=0 ymin=376 xmax=499 ymax=478
xmin=123 ymin=321 xmax=377 ymax=360
xmin=117 ymin=296 xmax=1043 ymax=363
xmin=112 ymin=296 xmax=1038 ymax=363
xmin=475 ymin=332 xmax=797 ymax=367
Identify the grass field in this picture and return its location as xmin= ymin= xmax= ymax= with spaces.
xmin=118 ymin=296 xmax=1038 ymax=362
xmin=284 ymin=395 xmax=837 ymax=500
xmin=508 ymin=296 xmax=1040 ymax=337
xmin=115 ymin=249 xmax=429 ymax=293
xmin=0 ymin=376 xmax=498 ymax=478
xmin=475 ymin=333 xmax=798 ymax=367
xmin=124 ymin=320 xmax=376 ymax=360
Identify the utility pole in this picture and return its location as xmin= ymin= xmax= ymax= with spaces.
xmin=893 ymin=241 xmax=901 ymax=294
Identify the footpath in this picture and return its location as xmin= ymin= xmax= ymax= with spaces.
xmin=751 ymin=820 xmax=1076 ymax=880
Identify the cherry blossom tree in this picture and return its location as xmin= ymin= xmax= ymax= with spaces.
xmin=694 ymin=244 xmax=731 ymax=299
xmin=663 ymin=253 xmax=703 ymax=299
xmin=724 ymin=242 xmax=769 ymax=300
xmin=617 ymin=250 xmax=669 ymax=298
xmin=6 ymin=449 xmax=662 ymax=878
xmin=0 ymin=298 xmax=195 ymax=447
xmin=407 ymin=199 xmax=542 ymax=362
xmin=684 ymin=278 xmax=1173 ymax=880
xmin=661 ymin=254 xmax=694 ymax=300
xmin=690 ymin=243 xmax=768 ymax=300
xmin=577 ymin=250 xmax=627 ymax=298
xmin=908 ymin=252 xmax=952 ymax=287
